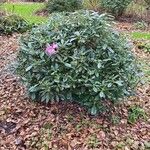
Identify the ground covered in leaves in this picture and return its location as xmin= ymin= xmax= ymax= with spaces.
xmin=0 ymin=24 xmax=150 ymax=150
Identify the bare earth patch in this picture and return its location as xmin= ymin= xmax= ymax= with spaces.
xmin=0 ymin=33 xmax=150 ymax=150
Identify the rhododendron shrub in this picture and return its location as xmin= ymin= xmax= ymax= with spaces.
xmin=17 ymin=11 xmax=139 ymax=115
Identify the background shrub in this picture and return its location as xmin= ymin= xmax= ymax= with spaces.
xmin=0 ymin=14 xmax=30 ymax=35
xmin=0 ymin=0 xmax=6 ymax=17
xmin=17 ymin=11 xmax=139 ymax=115
xmin=125 ymin=0 xmax=150 ymax=23
xmin=144 ymin=0 xmax=150 ymax=7
xmin=46 ymin=0 xmax=82 ymax=13
xmin=101 ymin=0 xmax=133 ymax=17
xmin=145 ymin=0 xmax=150 ymax=19
xmin=83 ymin=0 xmax=101 ymax=11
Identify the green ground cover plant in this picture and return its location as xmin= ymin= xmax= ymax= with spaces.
xmin=128 ymin=106 xmax=147 ymax=124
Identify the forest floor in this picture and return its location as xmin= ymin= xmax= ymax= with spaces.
xmin=0 ymin=23 xmax=150 ymax=150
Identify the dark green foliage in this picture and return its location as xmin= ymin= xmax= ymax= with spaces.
xmin=0 ymin=14 xmax=30 ymax=35
xmin=17 ymin=11 xmax=139 ymax=115
xmin=46 ymin=0 xmax=82 ymax=13
xmin=101 ymin=0 xmax=133 ymax=16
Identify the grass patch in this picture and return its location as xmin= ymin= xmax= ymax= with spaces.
xmin=132 ymin=32 xmax=150 ymax=40
xmin=1 ymin=3 xmax=47 ymax=24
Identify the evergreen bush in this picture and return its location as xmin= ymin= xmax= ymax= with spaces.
xmin=46 ymin=0 xmax=82 ymax=13
xmin=101 ymin=0 xmax=133 ymax=17
xmin=17 ymin=11 xmax=139 ymax=115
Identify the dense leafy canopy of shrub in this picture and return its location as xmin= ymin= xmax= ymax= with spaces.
xmin=46 ymin=0 xmax=82 ymax=13
xmin=101 ymin=0 xmax=133 ymax=16
xmin=17 ymin=11 xmax=139 ymax=115
xmin=0 ymin=14 xmax=30 ymax=35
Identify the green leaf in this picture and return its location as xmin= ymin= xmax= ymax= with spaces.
xmin=30 ymin=93 xmax=36 ymax=100
xmin=103 ymin=44 xmax=107 ymax=50
xmin=64 ymin=63 xmax=72 ymax=68
xmin=45 ymin=94 xmax=50 ymax=104
xmin=93 ymin=87 xmax=98 ymax=92
xmin=97 ymin=62 xmax=102 ymax=69
xmin=107 ymin=83 xmax=112 ymax=87
xmin=115 ymin=80 xmax=123 ymax=86
xmin=74 ymin=31 xmax=80 ymax=36
xmin=91 ymin=106 xmax=97 ymax=115
xmin=29 ymin=85 xmax=38 ymax=92
xmin=40 ymin=52 xmax=45 ymax=59
xmin=99 ymin=91 xmax=105 ymax=98
xmin=25 ymin=65 xmax=33 ymax=72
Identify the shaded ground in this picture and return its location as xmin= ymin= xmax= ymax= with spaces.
xmin=0 ymin=27 xmax=150 ymax=150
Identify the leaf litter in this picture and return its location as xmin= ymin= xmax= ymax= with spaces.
xmin=0 ymin=29 xmax=150 ymax=150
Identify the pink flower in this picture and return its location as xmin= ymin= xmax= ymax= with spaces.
xmin=45 ymin=43 xmax=58 ymax=56
xmin=51 ymin=43 xmax=58 ymax=49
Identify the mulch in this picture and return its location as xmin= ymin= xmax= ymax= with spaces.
xmin=0 ymin=26 xmax=150 ymax=150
